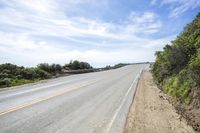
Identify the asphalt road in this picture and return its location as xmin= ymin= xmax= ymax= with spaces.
xmin=0 ymin=64 xmax=147 ymax=133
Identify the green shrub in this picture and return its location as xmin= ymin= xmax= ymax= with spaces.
xmin=11 ymin=79 xmax=40 ymax=86
xmin=35 ymin=68 xmax=51 ymax=79
xmin=63 ymin=60 xmax=92 ymax=70
xmin=151 ymin=12 xmax=200 ymax=104
xmin=189 ymin=49 xmax=200 ymax=85
xmin=0 ymin=78 xmax=12 ymax=87
xmin=0 ymin=60 xmax=93 ymax=88
xmin=163 ymin=76 xmax=191 ymax=104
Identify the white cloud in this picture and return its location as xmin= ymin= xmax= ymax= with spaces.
xmin=0 ymin=0 xmax=173 ymax=67
xmin=169 ymin=1 xmax=200 ymax=18
xmin=0 ymin=31 xmax=173 ymax=67
xmin=125 ymin=12 xmax=162 ymax=34
xmin=151 ymin=0 xmax=200 ymax=17
xmin=150 ymin=0 xmax=157 ymax=5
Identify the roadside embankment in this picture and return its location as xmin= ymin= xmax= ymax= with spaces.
xmin=124 ymin=70 xmax=195 ymax=133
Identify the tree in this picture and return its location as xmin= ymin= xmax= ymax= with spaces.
xmin=151 ymin=12 xmax=200 ymax=104
xmin=63 ymin=60 xmax=92 ymax=70
xmin=37 ymin=63 xmax=52 ymax=73
xmin=50 ymin=64 xmax=62 ymax=74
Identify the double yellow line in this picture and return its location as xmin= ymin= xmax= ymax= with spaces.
xmin=0 ymin=78 xmax=104 ymax=116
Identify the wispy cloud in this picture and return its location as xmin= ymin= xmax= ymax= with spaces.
xmin=0 ymin=0 xmax=175 ymax=66
xmin=125 ymin=12 xmax=162 ymax=34
xmin=151 ymin=0 xmax=200 ymax=18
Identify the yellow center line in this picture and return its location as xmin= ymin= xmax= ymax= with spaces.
xmin=0 ymin=78 xmax=105 ymax=116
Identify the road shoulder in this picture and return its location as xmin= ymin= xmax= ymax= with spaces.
xmin=124 ymin=70 xmax=195 ymax=133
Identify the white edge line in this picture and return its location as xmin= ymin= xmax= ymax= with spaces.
xmin=105 ymin=69 xmax=143 ymax=133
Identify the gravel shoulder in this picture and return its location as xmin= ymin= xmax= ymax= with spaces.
xmin=124 ymin=70 xmax=195 ymax=133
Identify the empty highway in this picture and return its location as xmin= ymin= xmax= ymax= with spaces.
xmin=0 ymin=64 xmax=147 ymax=133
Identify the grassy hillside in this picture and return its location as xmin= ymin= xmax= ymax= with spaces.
xmin=151 ymin=13 xmax=200 ymax=131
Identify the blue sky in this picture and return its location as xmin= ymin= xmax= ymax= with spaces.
xmin=0 ymin=0 xmax=200 ymax=67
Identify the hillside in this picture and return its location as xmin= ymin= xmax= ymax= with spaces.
xmin=151 ymin=13 xmax=200 ymax=132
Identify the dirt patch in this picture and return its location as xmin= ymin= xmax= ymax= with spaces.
xmin=124 ymin=70 xmax=195 ymax=133
xmin=174 ymin=87 xmax=200 ymax=132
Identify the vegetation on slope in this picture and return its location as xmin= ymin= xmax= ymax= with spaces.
xmin=151 ymin=12 xmax=200 ymax=131
xmin=0 ymin=60 xmax=92 ymax=88
xmin=0 ymin=60 xmax=128 ymax=88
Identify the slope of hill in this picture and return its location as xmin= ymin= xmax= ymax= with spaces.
xmin=151 ymin=13 xmax=200 ymax=132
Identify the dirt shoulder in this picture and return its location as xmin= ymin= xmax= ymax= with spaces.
xmin=124 ymin=70 xmax=195 ymax=133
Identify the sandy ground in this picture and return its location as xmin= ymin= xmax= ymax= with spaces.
xmin=124 ymin=70 xmax=195 ymax=133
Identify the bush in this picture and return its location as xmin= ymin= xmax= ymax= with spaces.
xmin=114 ymin=63 xmax=128 ymax=68
xmin=37 ymin=63 xmax=52 ymax=73
xmin=0 ymin=78 xmax=12 ymax=87
xmin=63 ymin=60 xmax=92 ymax=70
xmin=188 ymin=49 xmax=200 ymax=85
xmin=151 ymin=12 xmax=200 ymax=104
xmin=163 ymin=73 xmax=191 ymax=104
xmin=35 ymin=68 xmax=51 ymax=79
xmin=37 ymin=63 xmax=62 ymax=74
xmin=0 ymin=60 xmax=93 ymax=88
